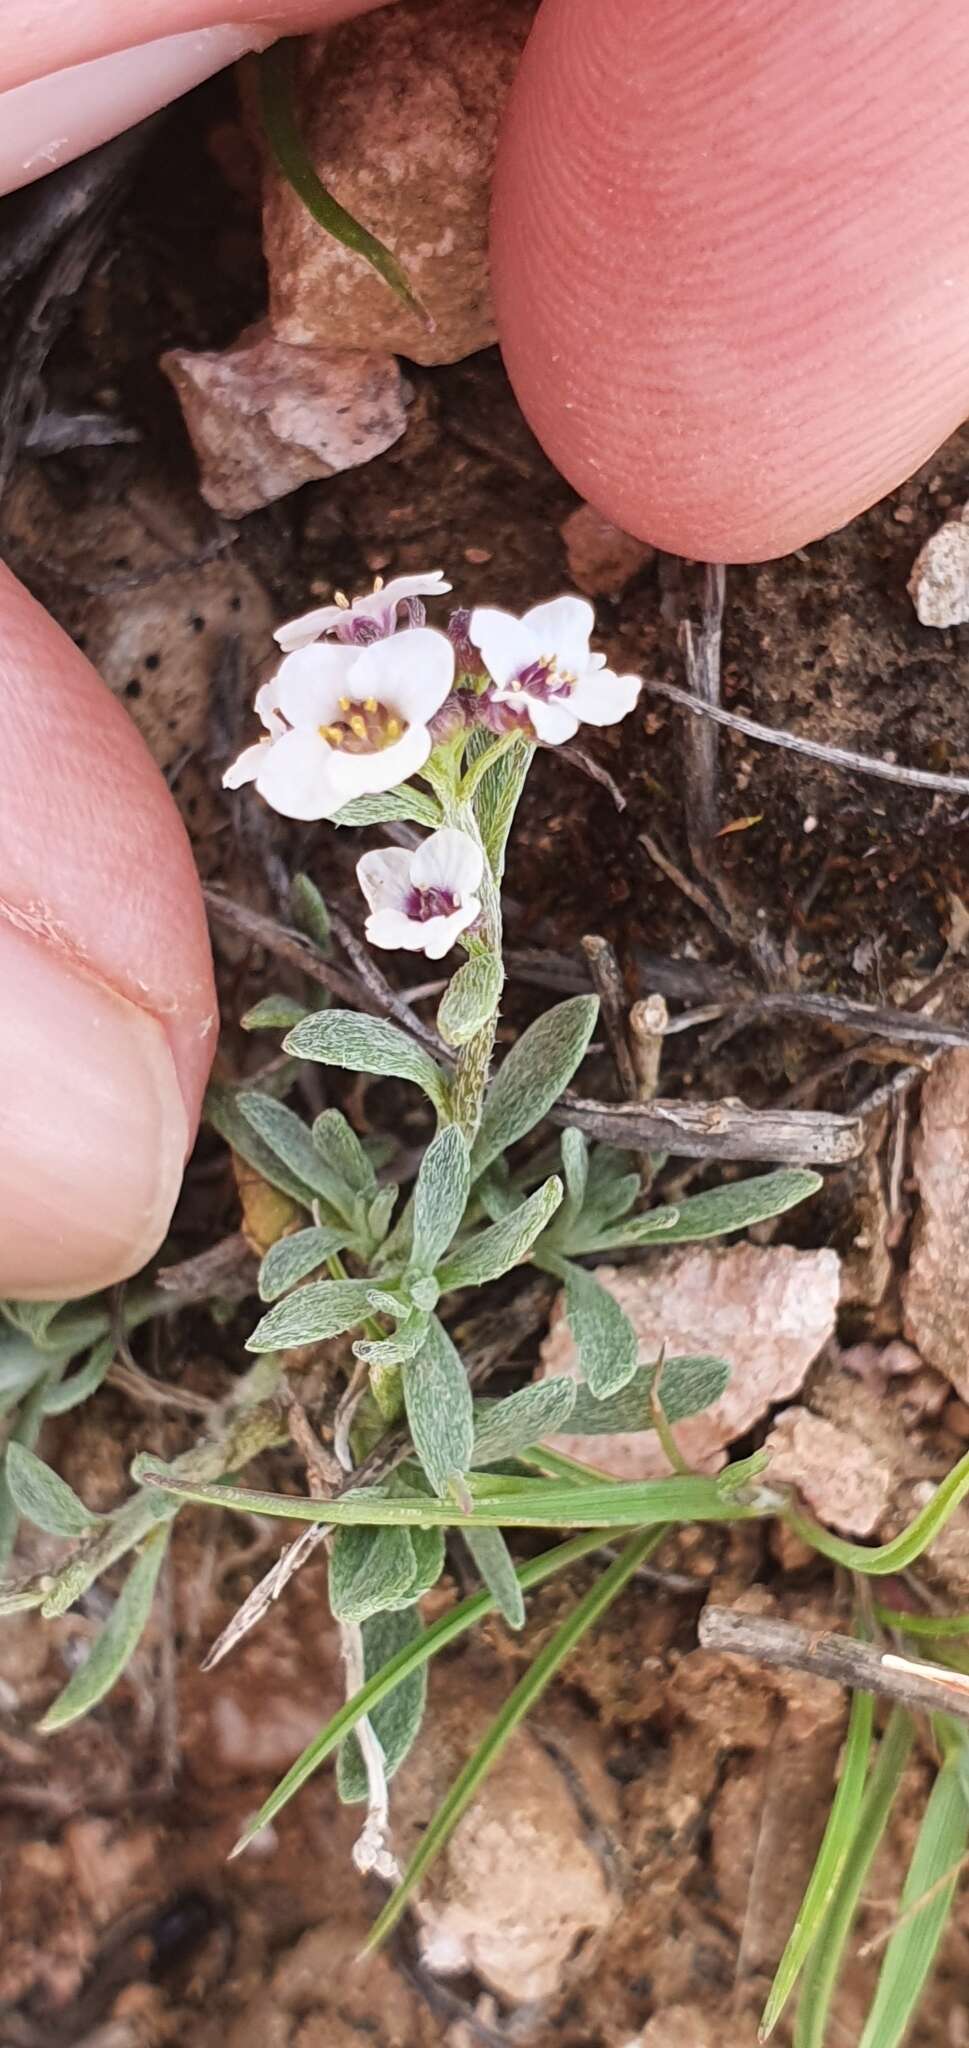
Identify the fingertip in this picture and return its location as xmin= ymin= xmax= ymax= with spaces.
xmin=0 ymin=922 xmax=188 ymax=1300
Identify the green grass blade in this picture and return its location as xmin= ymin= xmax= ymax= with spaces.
xmin=795 ymin=1709 xmax=914 ymax=2048
xmin=874 ymin=1606 xmax=969 ymax=1641
xmin=761 ymin=1687 xmax=874 ymax=2038
xmin=364 ymin=1527 xmax=664 ymax=1951
xmin=784 ymin=1444 xmax=969 ymax=1576
xmin=258 ymin=41 xmax=426 ymax=322
xmin=135 ymin=1460 xmax=763 ymax=1531
xmin=856 ymin=1736 xmax=969 ymax=2048
xmin=232 ymin=1530 xmax=607 ymax=1854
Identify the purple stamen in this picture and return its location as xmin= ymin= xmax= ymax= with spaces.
xmin=405 ymin=885 xmax=459 ymax=922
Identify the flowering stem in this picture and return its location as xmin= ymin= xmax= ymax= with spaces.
xmin=447 ymin=798 xmax=503 ymax=1141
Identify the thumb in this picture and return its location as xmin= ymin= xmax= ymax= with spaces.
xmin=491 ymin=0 xmax=969 ymax=562
xmin=0 ymin=0 xmax=396 ymax=196
xmin=0 ymin=566 xmax=217 ymax=1299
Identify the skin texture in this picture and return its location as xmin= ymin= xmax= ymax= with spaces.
xmin=491 ymin=0 xmax=969 ymax=561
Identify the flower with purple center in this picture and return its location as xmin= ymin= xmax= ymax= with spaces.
xmin=275 ymin=571 xmax=452 ymax=653
xmin=223 ymin=628 xmax=454 ymax=821
xmin=469 ymin=596 xmax=642 ymax=743
xmin=356 ymin=828 xmax=483 ymax=959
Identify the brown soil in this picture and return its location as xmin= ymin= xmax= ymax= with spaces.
xmin=4 ymin=75 xmax=969 ymax=2048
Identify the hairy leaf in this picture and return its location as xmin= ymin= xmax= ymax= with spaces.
xmin=329 ymin=1524 xmax=420 ymax=1625
xmin=6 ymin=1442 xmax=101 ymax=1538
xmin=556 ymin=1256 xmax=639 ymax=1399
xmin=576 ymin=1167 xmax=822 ymax=1253
xmin=242 ymin=994 xmax=309 ymax=1032
xmin=470 ymin=1377 xmax=578 ymax=1467
xmin=237 ymin=1093 xmax=356 ymax=1220
xmin=333 ymin=787 xmax=443 ymax=830
xmin=404 ymin=1319 xmax=473 ymax=1499
xmin=290 ymin=871 xmax=331 ymax=950
xmin=568 ymin=1356 xmax=731 ymax=1434
xmin=411 ymin=1126 xmax=471 ymax=1274
xmin=43 ymin=1337 xmax=115 ymax=1415
xmin=312 ymin=1108 xmax=376 ymax=1197
xmin=247 ymin=1278 xmax=377 ymax=1352
xmin=286 ymin=1010 xmax=451 ymax=1118
xmin=39 ymin=1531 xmax=169 ymax=1732
xmin=258 ymin=1225 xmax=351 ymax=1303
xmin=462 ymin=1527 xmax=525 ymax=1629
xmin=205 ymin=1081 xmax=315 ymax=1209
xmin=472 ymin=997 xmax=598 ymax=1178
xmin=437 ymin=1177 xmax=563 ymax=1292
xmin=437 ymin=953 xmax=504 ymax=1048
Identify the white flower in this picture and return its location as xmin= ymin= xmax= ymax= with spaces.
xmin=275 ymin=571 xmax=452 ymax=653
xmin=357 ymin=828 xmax=483 ymax=959
xmin=469 ymin=596 xmax=641 ymax=743
xmin=223 ymin=628 xmax=454 ymax=821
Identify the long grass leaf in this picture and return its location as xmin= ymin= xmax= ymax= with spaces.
xmin=364 ymin=1528 xmax=664 ymax=1950
xmin=794 ymin=1709 xmax=914 ymax=2048
xmin=784 ymin=1445 xmax=969 ymax=1576
xmin=857 ymin=1735 xmax=969 ymax=2048
xmin=761 ymin=1687 xmax=874 ymax=2037
xmin=232 ymin=1530 xmax=606 ymax=1854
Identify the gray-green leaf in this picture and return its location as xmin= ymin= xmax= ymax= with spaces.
xmin=242 ymin=994 xmax=309 ymax=1032
xmin=39 ymin=1530 xmax=169 ymax=1732
xmin=237 ymin=1094 xmax=355 ymax=1221
xmin=463 ymin=1527 xmax=525 ymax=1629
xmin=576 ymin=1167 xmax=822 ymax=1254
xmin=352 ymin=1310 xmax=430 ymax=1369
xmin=471 ymin=996 xmax=599 ymax=1179
xmin=43 ymin=1337 xmax=115 ymax=1415
xmin=568 ymin=1356 xmax=730 ymax=1434
xmin=329 ymin=1525 xmax=420 ymax=1625
xmin=285 ymin=1011 xmax=451 ymax=1119
xmin=205 ymin=1081 xmax=315 ymax=1209
xmin=290 ymin=871 xmax=331 ymax=950
xmin=559 ymin=1126 xmax=589 ymax=1231
xmin=258 ymin=1226 xmax=350 ymax=1303
xmin=247 ymin=1279 xmax=377 ymax=1352
xmin=6 ymin=1442 xmax=102 ymax=1538
xmin=312 ymin=1109 xmax=377 ymax=1197
xmin=332 ymin=787 xmax=443 ymax=830
xmin=437 ymin=953 xmax=504 ymax=1048
xmin=557 ymin=1257 xmax=639 ymax=1399
xmin=337 ymin=1606 xmax=426 ymax=1802
xmin=404 ymin=1318 xmax=474 ymax=1499
xmin=437 ymin=1177 xmax=563 ymax=1292
xmin=469 ymin=729 xmax=533 ymax=880
xmin=471 ymin=1377 xmax=578 ymax=1466
xmin=411 ymin=1126 xmax=471 ymax=1274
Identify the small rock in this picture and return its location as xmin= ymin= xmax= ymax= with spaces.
xmin=908 ymin=504 xmax=969 ymax=625
xmin=904 ymin=1050 xmax=969 ymax=1395
xmin=764 ymin=1405 xmax=891 ymax=1536
xmin=561 ymin=501 xmax=654 ymax=598
xmin=161 ymin=321 xmax=408 ymax=517
xmin=842 ymin=1338 xmax=923 ymax=1383
xmin=539 ymin=1244 xmax=840 ymax=1476
xmin=262 ymin=0 xmax=537 ymax=365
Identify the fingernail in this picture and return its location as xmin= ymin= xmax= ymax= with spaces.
xmin=0 ymin=921 xmax=188 ymax=1300
xmin=0 ymin=25 xmax=269 ymax=196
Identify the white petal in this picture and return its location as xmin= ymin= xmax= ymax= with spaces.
xmin=522 ymin=595 xmax=596 ymax=673
xmin=351 ymin=627 xmax=454 ymax=722
xmin=365 ymin=907 xmax=433 ymax=954
xmin=356 ymin=846 xmax=415 ymax=914
xmin=253 ymin=727 xmax=342 ymax=820
xmin=275 ymin=643 xmax=357 ymax=730
xmin=274 ymin=602 xmax=347 ymax=651
xmin=412 ymin=826 xmax=483 ymax=900
xmin=325 ymin=719 xmax=432 ymax=805
xmin=469 ymin=607 xmax=540 ymax=690
xmin=223 ymin=740 xmax=270 ymax=789
xmin=568 ymin=668 xmax=642 ymax=728
xmin=419 ymin=900 xmax=481 ymax=959
xmin=359 ymin=570 xmax=452 ymax=626
xmin=526 ymin=695 xmax=579 ymax=744
xmin=253 ymin=678 xmax=286 ymax=736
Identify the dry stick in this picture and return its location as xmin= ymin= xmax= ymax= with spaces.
xmin=629 ymin=995 xmax=669 ymax=1101
xmin=699 ymin=1607 xmax=969 ymax=1725
xmin=680 ymin=561 xmax=726 ymax=865
xmin=642 ymin=676 xmax=969 ymax=798
xmin=582 ymin=935 xmax=638 ymax=1095
xmin=206 ymin=888 xmax=865 ymax=1165
xmin=707 ymin=990 xmax=969 ymax=1056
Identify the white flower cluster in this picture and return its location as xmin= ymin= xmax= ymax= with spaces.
xmin=223 ymin=571 xmax=643 ymax=956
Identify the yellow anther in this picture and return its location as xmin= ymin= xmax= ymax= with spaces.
xmin=385 ymin=717 xmax=402 ymax=740
xmin=334 ymin=590 xmax=350 ymax=609
xmin=319 ymin=724 xmax=344 ymax=746
xmin=349 ymin=714 xmax=368 ymax=740
xmin=373 ymin=575 xmax=385 ymax=593
xmin=363 ymin=697 xmax=378 ymax=714
xmin=338 ymin=695 xmax=351 ymax=711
